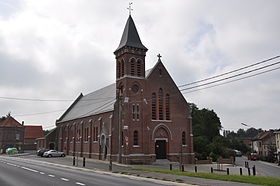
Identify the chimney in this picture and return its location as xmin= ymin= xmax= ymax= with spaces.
xmin=22 ymin=121 xmax=24 ymax=126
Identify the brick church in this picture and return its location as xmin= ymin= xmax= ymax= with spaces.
xmin=56 ymin=15 xmax=194 ymax=164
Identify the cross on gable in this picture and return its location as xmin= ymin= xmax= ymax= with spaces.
xmin=127 ymin=2 xmax=133 ymax=15
xmin=157 ymin=54 xmax=162 ymax=60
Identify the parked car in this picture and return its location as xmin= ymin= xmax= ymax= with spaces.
xmin=43 ymin=150 xmax=65 ymax=157
xmin=37 ymin=149 xmax=49 ymax=157
xmin=234 ymin=150 xmax=242 ymax=157
xmin=248 ymin=152 xmax=258 ymax=161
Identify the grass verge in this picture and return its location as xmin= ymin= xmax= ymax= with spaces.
xmin=131 ymin=168 xmax=280 ymax=186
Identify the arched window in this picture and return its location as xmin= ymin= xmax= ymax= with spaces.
xmin=117 ymin=61 xmax=121 ymax=78
xmin=121 ymin=132 xmax=124 ymax=146
xmin=158 ymin=88 xmax=164 ymax=120
xmin=166 ymin=94 xmax=170 ymax=120
xmin=130 ymin=58 xmax=135 ymax=76
xmin=121 ymin=59 xmax=125 ymax=77
xmin=137 ymin=60 xmax=141 ymax=76
xmin=133 ymin=131 xmax=138 ymax=145
xmin=152 ymin=93 xmax=156 ymax=120
xmin=182 ymin=131 xmax=186 ymax=145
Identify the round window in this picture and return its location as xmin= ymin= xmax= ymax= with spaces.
xmin=132 ymin=84 xmax=139 ymax=93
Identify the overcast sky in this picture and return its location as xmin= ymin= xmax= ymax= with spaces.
xmin=0 ymin=0 xmax=279 ymax=131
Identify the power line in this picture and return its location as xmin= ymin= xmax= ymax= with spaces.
xmin=1 ymin=56 xmax=278 ymax=103
xmin=6 ymin=56 xmax=280 ymax=117
xmin=0 ymin=96 xmax=115 ymax=102
xmin=182 ymin=66 xmax=280 ymax=94
xmin=179 ymin=60 xmax=280 ymax=91
xmin=178 ymin=55 xmax=280 ymax=88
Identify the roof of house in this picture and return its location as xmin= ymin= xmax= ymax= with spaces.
xmin=259 ymin=131 xmax=273 ymax=140
xmin=24 ymin=126 xmax=44 ymax=139
xmin=115 ymin=15 xmax=147 ymax=53
xmin=0 ymin=116 xmax=23 ymax=127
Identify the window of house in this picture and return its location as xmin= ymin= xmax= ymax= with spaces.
xmin=182 ymin=131 xmax=186 ymax=145
xmin=158 ymin=88 xmax=164 ymax=120
xmin=133 ymin=131 xmax=138 ymax=145
xmin=152 ymin=93 xmax=157 ymax=120
xmin=166 ymin=94 xmax=170 ymax=120
xmin=16 ymin=134 xmax=20 ymax=140
xmin=137 ymin=60 xmax=141 ymax=76
xmin=130 ymin=58 xmax=135 ymax=76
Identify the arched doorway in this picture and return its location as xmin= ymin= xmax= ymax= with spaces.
xmin=154 ymin=127 xmax=169 ymax=159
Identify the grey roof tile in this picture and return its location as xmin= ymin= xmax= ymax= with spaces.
xmin=58 ymin=84 xmax=116 ymax=123
xmin=115 ymin=15 xmax=147 ymax=52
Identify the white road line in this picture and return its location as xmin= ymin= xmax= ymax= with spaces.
xmin=21 ymin=167 xmax=39 ymax=173
xmin=48 ymin=174 xmax=55 ymax=177
xmin=39 ymin=172 xmax=45 ymax=175
xmin=61 ymin=178 xmax=69 ymax=181
xmin=76 ymin=182 xmax=86 ymax=186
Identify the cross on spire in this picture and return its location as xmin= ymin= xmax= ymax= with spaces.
xmin=127 ymin=2 xmax=133 ymax=16
xmin=157 ymin=54 xmax=162 ymax=60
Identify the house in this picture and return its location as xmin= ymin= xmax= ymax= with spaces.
xmin=24 ymin=125 xmax=44 ymax=150
xmin=252 ymin=131 xmax=276 ymax=157
xmin=274 ymin=130 xmax=280 ymax=163
xmin=36 ymin=128 xmax=57 ymax=150
xmin=0 ymin=115 xmax=24 ymax=153
xmin=55 ymin=15 xmax=194 ymax=164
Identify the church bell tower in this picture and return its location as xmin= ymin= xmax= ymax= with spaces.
xmin=114 ymin=15 xmax=148 ymax=95
xmin=113 ymin=14 xmax=148 ymax=163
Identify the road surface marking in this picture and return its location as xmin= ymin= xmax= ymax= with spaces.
xmin=21 ymin=167 xmax=39 ymax=173
xmin=48 ymin=174 xmax=55 ymax=177
xmin=39 ymin=172 xmax=45 ymax=175
xmin=61 ymin=178 xmax=69 ymax=181
xmin=76 ymin=182 xmax=86 ymax=186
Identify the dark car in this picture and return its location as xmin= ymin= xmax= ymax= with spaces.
xmin=37 ymin=149 xmax=49 ymax=157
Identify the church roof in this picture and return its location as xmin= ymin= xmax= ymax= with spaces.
xmin=57 ymin=83 xmax=116 ymax=123
xmin=115 ymin=15 xmax=147 ymax=53
xmin=57 ymin=70 xmax=152 ymax=123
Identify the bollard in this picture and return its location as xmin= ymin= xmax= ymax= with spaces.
xmin=73 ymin=156 xmax=75 ymax=166
xmin=211 ymin=167 xmax=213 ymax=173
xmin=181 ymin=165 xmax=184 ymax=172
xmin=240 ymin=168 xmax=242 ymax=175
xmin=248 ymin=168 xmax=251 ymax=176
xmin=109 ymin=159 xmax=112 ymax=171
xmin=227 ymin=168 xmax=229 ymax=175
xmin=83 ymin=157 xmax=85 ymax=167
xmin=169 ymin=164 xmax=172 ymax=171
xmin=195 ymin=166 xmax=197 ymax=173
xmin=252 ymin=165 xmax=256 ymax=176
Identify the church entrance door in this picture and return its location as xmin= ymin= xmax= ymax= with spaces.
xmin=155 ymin=140 xmax=166 ymax=159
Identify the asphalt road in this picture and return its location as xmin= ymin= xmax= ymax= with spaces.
xmin=235 ymin=156 xmax=280 ymax=178
xmin=0 ymin=156 xmax=177 ymax=186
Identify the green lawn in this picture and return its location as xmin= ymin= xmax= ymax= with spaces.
xmin=131 ymin=168 xmax=280 ymax=186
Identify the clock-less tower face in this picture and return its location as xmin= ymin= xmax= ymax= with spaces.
xmin=131 ymin=84 xmax=139 ymax=93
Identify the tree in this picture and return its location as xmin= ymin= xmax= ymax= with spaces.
xmin=236 ymin=129 xmax=246 ymax=137
xmin=190 ymin=103 xmax=221 ymax=141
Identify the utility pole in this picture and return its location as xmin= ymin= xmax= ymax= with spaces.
xmin=118 ymin=87 xmax=123 ymax=163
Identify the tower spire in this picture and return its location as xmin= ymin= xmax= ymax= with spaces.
xmin=114 ymin=14 xmax=147 ymax=53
